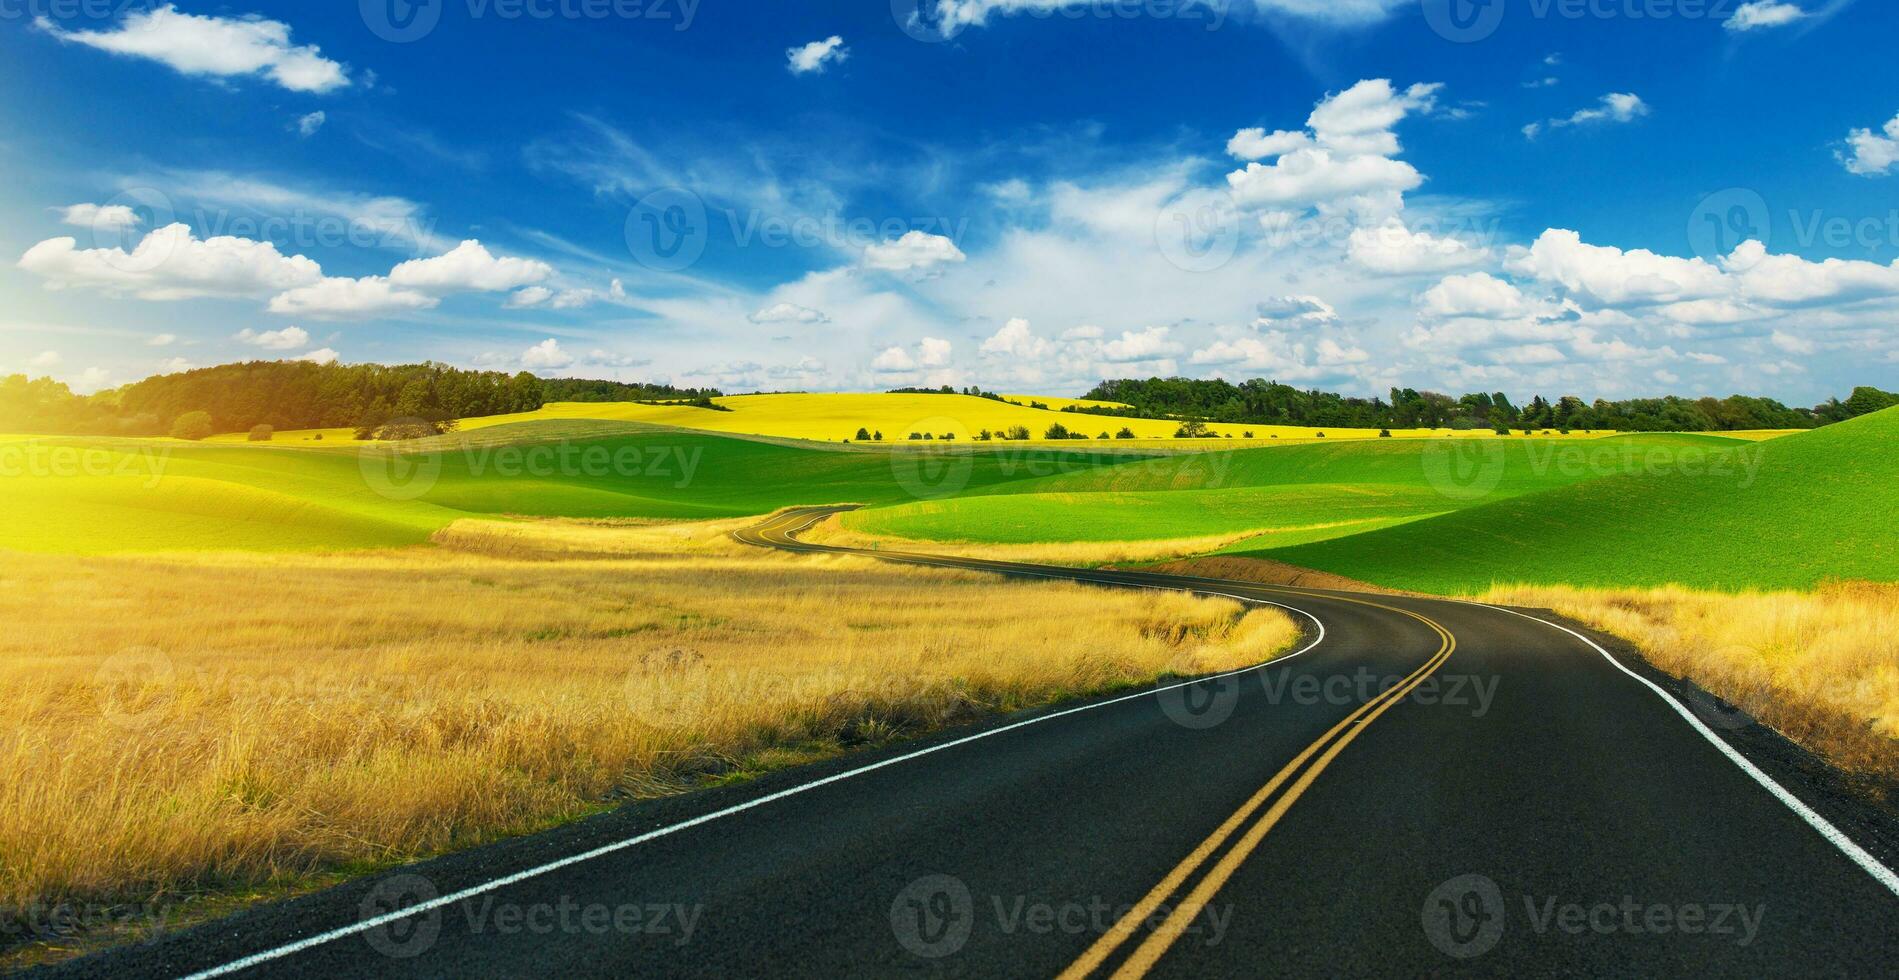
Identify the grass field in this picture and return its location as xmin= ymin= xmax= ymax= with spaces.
xmin=205 ymin=392 xmax=1642 ymax=446
xmin=0 ymin=516 xmax=1297 ymax=961
xmin=0 ymin=424 xmax=1140 ymax=554
xmin=1247 ymin=406 xmax=1899 ymax=592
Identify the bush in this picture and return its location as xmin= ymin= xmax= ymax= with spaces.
xmin=1115 ymin=427 xmax=1136 ymax=439
xmin=169 ymin=411 xmax=214 ymax=441
xmin=312 ymin=433 xmax=323 ymax=441
xmin=1378 ymin=428 xmax=1391 ymax=438
xmin=874 ymin=431 xmax=884 ymax=441
xmin=1006 ymin=425 xmax=1031 ymax=441
xmin=1243 ymin=431 xmax=1254 ymax=439
xmin=1097 ymin=432 xmax=1111 ymax=440
xmin=1173 ymin=420 xmax=1212 ymax=439
xmin=1315 ymin=432 xmax=1325 ymax=438
xmin=1043 ymin=423 xmax=1071 ymax=440
xmin=248 ymin=424 xmax=274 ymax=442
xmin=855 ymin=427 xmax=872 ymax=441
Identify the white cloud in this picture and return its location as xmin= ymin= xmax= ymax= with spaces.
xmin=1725 ymin=1 xmax=1807 ymax=31
xmin=61 ymin=203 xmax=141 ymax=229
xmin=1223 ymin=80 xmax=1437 ymax=219
xmin=870 ymin=345 xmax=917 ymax=372
xmin=1417 ymin=273 xmax=1532 ymax=319
xmin=862 ymin=230 xmax=967 ymax=271
xmin=1531 ymin=93 xmax=1649 ymax=138
xmin=1721 ymin=239 xmax=1899 ymax=305
xmin=388 ymin=240 xmax=553 ymax=292
xmin=1346 ymin=219 xmax=1490 ymax=275
xmin=748 ymin=302 xmax=831 ymax=325
xmin=918 ymin=336 xmax=953 ymax=367
xmin=504 ymin=286 xmax=554 ymax=309
xmin=267 ymin=275 xmax=437 ymax=317
xmin=1226 ymin=128 xmax=1311 ymax=161
xmin=147 ymin=333 xmax=176 ymax=347
xmin=1101 ymin=325 xmax=1180 ymax=362
xmin=36 ymin=5 xmax=349 ymax=93
xmin=156 ymin=357 xmax=193 ymax=374
xmin=1254 ymin=295 xmax=1338 ymax=328
xmin=296 ymin=110 xmax=326 ymax=137
xmin=235 ymin=326 xmax=310 ymax=350
xmin=1770 ymin=330 xmax=1816 ymax=354
xmin=295 ymin=347 xmax=339 ymax=365
xmin=520 ymin=338 xmax=574 ymax=370
xmin=979 ymin=318 xmax=1052 ymax=360
xmin=31 ymin=350 xmax=62 ymax=368
xmin=927 ymin=0 xmax=1409 ymax=35
xmin=1839 ymin=112 xmax=1899 ymax=177
xmin=1505 ymin=228 xmax=1727 ymax=307
xmin=19 ymin=223 xmax=322 ymax=300
xmin=787 ymin=35 xmax=847 ymax=75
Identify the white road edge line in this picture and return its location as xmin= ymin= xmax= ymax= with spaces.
xmin=1471 ymin=601 xmax=1899 ymax=899
xmin=180 ymin=556 xmax=1326 ymax=978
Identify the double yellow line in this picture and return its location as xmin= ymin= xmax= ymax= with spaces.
xmin=743 ymin=509 xmax=1461 ymax=978
xmin=1058 ymin=596 xmax=1456 ymax=980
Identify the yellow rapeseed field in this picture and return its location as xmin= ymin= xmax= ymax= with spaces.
xmin=210 ymin=392 xmax=1648 ymax=445
xmin=0 ymin=515 xmax=1297 ymax=949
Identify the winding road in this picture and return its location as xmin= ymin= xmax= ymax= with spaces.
xmin=41 ymin=507 xmax=1899 ymax=979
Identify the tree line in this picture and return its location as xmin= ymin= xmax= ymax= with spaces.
xmin=1080 ymin=378 xmax=1898 ymax=433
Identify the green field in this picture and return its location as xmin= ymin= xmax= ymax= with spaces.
xmin=0 ymin=422 xmax=1140 ymax=553
xmin=1246 ymin=405 xmax=1899 ymax=592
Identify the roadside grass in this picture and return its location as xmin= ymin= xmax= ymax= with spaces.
xmin=1483 ymin=581 xmax=1899 ymax=784
xmin=0 ymin=517 xmax=1298 ymax=961
xmin=1252 ymin=406 xmax=1899 ymax=592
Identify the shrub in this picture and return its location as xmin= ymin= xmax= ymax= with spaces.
xmin=1115 ymin=427 xmax=1135 ymax=439
xmin=1173 ymin=420 xmax=1211 ymax=439
xmin=1315 ymin=432 xmax=1325 ymax=438
xmin=312 ymin=433 xmax=323 ymax=441
xmin=1006 ymin=425 xmax=1031 ymax=441
xmin=874 ymin=431 xmax=884 ymax=441
xmin=169 ymin=411 xmax=214 ymax=441
xmin=856 ymin=427 xmax=872 ymax=441
xmin=1097 ymin=432 xmax=1111 ymax=440
xmin=1044 ymin=423 xmax=1071 ymax=439
xmin=1378 ymin=428 xmax=1391 ymax=438
xmin=1243 ymin=431 xmax=1254 ymax=439
xmin=248 ymin=424 xmax=274 ymax=442
xmin=908 ymin=432 xmax=923 ymax=440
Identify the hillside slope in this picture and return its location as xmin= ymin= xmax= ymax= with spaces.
xmin=1248 ymin=407 xmax=1899 ymax=592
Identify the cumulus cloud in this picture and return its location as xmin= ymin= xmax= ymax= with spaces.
xmin=1725 ymin=1 xmax=1807 ymax=30
xmin=36 ymin=5 xmax=349 ymax=93
xmin=1505 ymin=228 xmax=1726 ymax=307
xmin=787 ymin=35 xmax=847 ymax=75
xmin=296 ymin=111 xmax=326 ymax=137
xmin=19 ymin=223 xmax=322 ymax=300
xmin=862 ymin=231 xmax=967 ymax=271
xmin=918 ymin=336 xmax=953 ymax=367
xmin=1101 ymin=325 xmax=1180 ymax=363
xmin=267 ymin=275 xmax=437 ymax=317
xmin=1346 ymin=219 xmax=1490 ymax=275
xmin=1417 ymin=273 xmax=1532 ymax=320
xmin=235 ymin=325 xmax=310 ymax=350
xmin=520 ymin=338 xmax=574 ymax=370
xmin=1253 ymin=295 xmax=1338 ymax=328
xmin=388 ymin=240 xmax=553 ymax=292
xmin=30 ymin=350 xmax=62 ymax=368
xmin=748 ymin=302 xmax=831 ymax=325
xmin=870 ymin=345 xmax=917 ymax=373
xmin=1223 ymin=80 xmax=1438 ymax=219
xmin=148 ymin=333 xmax=177 ymax=346
xmin=60 ymin=203 xmax=140 ymax=229
xmin=295 ymin=347 xmax=339 ymax=364
xmin=979 ymin=318 xmax=1051 ymax=359
xmin=1839 ymin=112 xmax=1899 ymax=176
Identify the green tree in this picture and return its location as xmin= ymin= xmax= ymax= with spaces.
xmin=170 ymin=411 xmax=214 ymax=441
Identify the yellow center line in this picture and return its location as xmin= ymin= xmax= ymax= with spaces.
xmin=748 ymin=509 xmax=1462 ymax=980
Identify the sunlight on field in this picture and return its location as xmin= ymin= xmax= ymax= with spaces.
xmin=0 ymin=517 xmax=1297 ymax=927
xmin=208 ymin=392 xmax=1637 ymax=446
xmin=1484 ymin=582 xmax=1899 ymax=781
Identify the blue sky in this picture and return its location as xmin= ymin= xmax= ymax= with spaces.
xmin=3 ymin=0 xmax=1897 ymax=402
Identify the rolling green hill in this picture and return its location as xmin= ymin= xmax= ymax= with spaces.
xmin=1244 ymin=407 xmax=1899 ymax=592
xmin=0 ymin=423 xmax=1136 ymax=553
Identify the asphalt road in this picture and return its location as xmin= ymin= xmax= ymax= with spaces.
xmin=37 ymin=507 xmax=1899 ymax=979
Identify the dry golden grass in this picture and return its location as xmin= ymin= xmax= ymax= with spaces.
xmin=800 ymin=519 xmax=1261 ymax=566
xmin=1483 ymin=581 xmax=1899 ymax=780
xmin=0 ymin=517 xmax=1296 ymax=936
